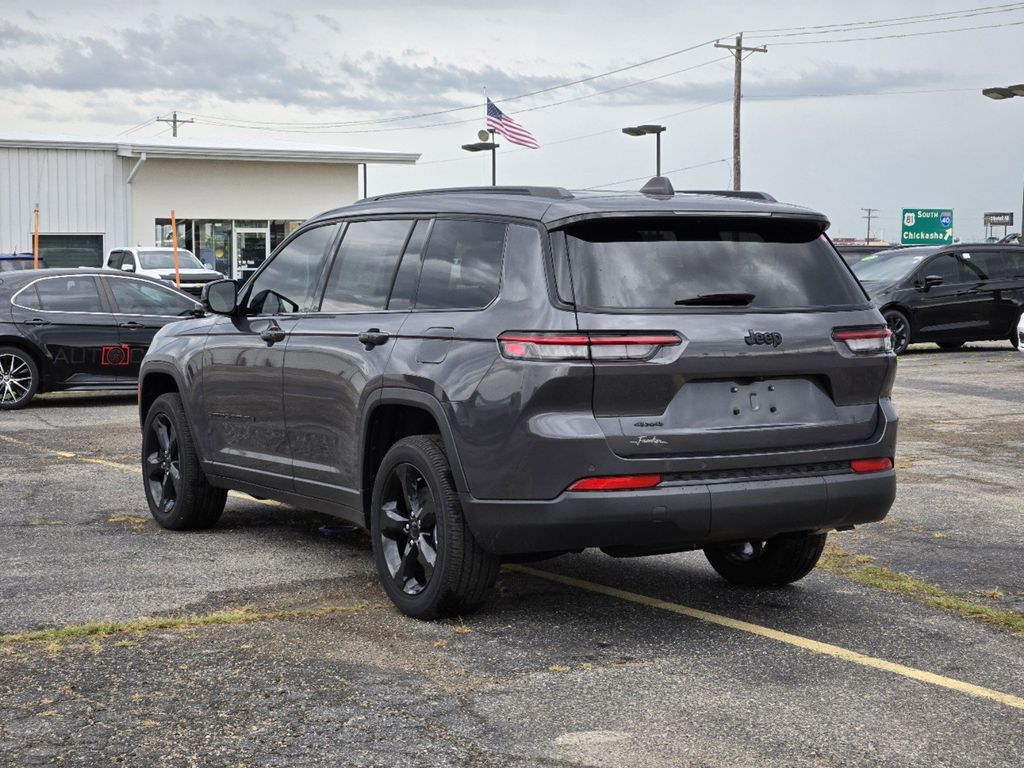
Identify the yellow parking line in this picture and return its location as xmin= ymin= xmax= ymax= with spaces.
xmin=0 ymin=433 xmax=279 ymax=506
xmin=506 ymin=564 xmax=1024 ymax=712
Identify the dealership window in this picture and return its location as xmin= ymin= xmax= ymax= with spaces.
xmin=194 ymin=220 xmax=231 ymax=274
xmin=36 ymin=234 xmax=104 ymax=268
xmin=154 ymin=219 xmax=195 ymax=255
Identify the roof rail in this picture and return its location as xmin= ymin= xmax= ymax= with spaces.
xmin=680 ymin=189 xmax=777 ymax=202
xmin=356 ymin=186 xmax=575 ymax=204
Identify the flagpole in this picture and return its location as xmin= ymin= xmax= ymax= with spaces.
xmin=489 ymin=129 xmax=496 ymax=186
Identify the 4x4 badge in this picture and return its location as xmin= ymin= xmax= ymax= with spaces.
xmin=744 ymin=330 xmax=783 ymax=347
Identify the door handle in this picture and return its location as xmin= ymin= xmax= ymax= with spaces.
xmin=260 ymin=326 xmax=287 ymax=345
xmin=27 ymin=317 xmax=50 ymax=326
xmin=119 ymin=321 xmax=144 ymax=330
xmin=357 ymin=328 xmax=391 ymax=349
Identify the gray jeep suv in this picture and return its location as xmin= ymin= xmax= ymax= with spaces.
xmin=138 ymin=179 xmax=898 ymax=619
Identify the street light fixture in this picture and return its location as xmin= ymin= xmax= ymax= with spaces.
xmin=982 ymin=84 xmax=1024 ymax=233
xmin=622 ymin=124 xmax=666 ymax=176
xmin=462 ymin=129 xmax=499 ymax=186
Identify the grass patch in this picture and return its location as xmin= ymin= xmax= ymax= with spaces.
xmin=0 ymin=603 xmax=386 ymax=647
xmin=820 ymin=543 xmax=1024 ymax=635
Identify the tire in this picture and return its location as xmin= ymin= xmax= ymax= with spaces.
xmin=1011 ymin=313 xmax=1022 ymax=350
xmin=883 ymin=309 xmax=911 ymax=355
xmin=704 ymin=532 xmax=828 ymax=587
xmin=937 ymin=341 xmax=964 ymax=350
xmin=370 ymin=435 xmax=499 ymax=620
xmin=0 ymin=346 xmax=39 ymax=410
xmin=142 ymin=393 xmax=226 ymax=530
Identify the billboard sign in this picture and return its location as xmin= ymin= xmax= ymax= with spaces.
xmin=901 ymin=208 xmax=954 ymax=245
xmin=984 ymin=212 xmax=1014 ymax=227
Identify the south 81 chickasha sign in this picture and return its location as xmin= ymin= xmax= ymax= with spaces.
xmin=901 ymin=208 xmax=954 ymax=245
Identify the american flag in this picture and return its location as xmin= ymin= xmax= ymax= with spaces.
xmin=485 ymin=98 xmax=539 ymax=149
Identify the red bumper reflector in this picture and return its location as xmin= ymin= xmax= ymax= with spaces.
xmin=850 ymin=457 xmax=893 ymax=474
xmin=569 ymin=474 xmax=662 ymax=491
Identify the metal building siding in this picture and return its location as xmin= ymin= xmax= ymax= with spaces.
xmin=0 ymin=146 xmax=129 ymax=254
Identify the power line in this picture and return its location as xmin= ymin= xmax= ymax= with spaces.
xmin=187 ymin=56 xmax=730 ymax=135
xmin=766 ymin=17 xmax=1024 ymax=45
xmin=117 ymin=117 xmax=158 ymax=136
xmin=182 ymin=36 xmax=732 ymax=130
xmin=586 ymin=158 xmax=730 ymax=190
xmin=748 ymin=2 xmax=1024 ymax=36
xmin=417 ymin=100 xmax=732 ymax=166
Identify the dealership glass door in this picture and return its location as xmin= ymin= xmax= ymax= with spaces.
xmin=234 ymin=228 xmax=269 ymax=281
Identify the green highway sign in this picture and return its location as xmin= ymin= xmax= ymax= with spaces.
xmin=901 ymin=208 xmax=954 ymax=245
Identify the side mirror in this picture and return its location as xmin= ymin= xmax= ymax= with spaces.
xmin=121 ymin=263 xmax=135 ymax=273
xmin=921 ymin=275 xmax=944 ymax=291
xmin=202 ymin=279 xmax=238 ymax=315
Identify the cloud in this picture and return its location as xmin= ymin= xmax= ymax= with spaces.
xmin=0 ymin=17 xmax=947 ymax=119
xmin=0 ymin=19 xmax=49 ymax=45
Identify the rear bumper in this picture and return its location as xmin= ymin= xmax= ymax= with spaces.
xmin=461 ymin=469 xmax=896 ymax=555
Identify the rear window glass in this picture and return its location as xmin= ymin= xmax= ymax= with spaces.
xmin=557 ymin=218 xmax=866 ymax=311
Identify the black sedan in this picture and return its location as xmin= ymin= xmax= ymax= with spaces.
xmin=851 ymin=244 xmax=1024 ymax=354
xmin=0 ymin=269 xmax=201 ymax=409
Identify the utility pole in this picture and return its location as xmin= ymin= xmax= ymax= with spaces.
xmin=156 ymin=111 xmax=194 ymax=137
xmin=862 ymin=207 xmax=879 ymax=245
xmin=714 ymin=33 xmax=766 ymax=190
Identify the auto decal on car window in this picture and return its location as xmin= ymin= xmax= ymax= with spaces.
xmin=101 ymin=345 xmax=131 ymax=366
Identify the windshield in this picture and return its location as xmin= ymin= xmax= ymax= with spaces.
xmin=556 ymin=218 xmax=866 ymax=311
xmin=851 ymin=249 xmax=931 ymax=282
xmin=138 ymin=249 xmax=205 ymax=271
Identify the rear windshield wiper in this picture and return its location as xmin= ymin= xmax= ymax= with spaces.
xmin=674 ymin=292 xmax=755 ymax=306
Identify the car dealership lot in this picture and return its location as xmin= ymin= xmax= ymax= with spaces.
xmin=1 ymin=345 xmax=1022 ymax=766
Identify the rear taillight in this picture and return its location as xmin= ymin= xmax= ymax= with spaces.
xmin=850 ymin=457 xmax=893 ymax=474
xmin=832 ymin=327 xmax=893 ymax=355
xmin=498 ymin=332 xmax=680 ymax=362
xmin=569 ymin=474 xmax=663 ymax=491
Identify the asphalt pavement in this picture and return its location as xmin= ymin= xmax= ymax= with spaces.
xmin=1 ymin=342 xmax=1021 ymax=767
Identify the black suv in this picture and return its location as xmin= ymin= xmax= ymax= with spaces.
xmin=138 ymin=181 xmax=898 ymax=618
xmin=851 ymin=244 xmax=1024 ymax=354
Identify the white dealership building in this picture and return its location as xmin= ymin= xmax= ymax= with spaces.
xmin=0 ymin=135 xmax=419 ymax=278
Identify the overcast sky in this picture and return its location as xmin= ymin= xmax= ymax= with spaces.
xmin=1 ymin=0 xmax=1022 ymax=240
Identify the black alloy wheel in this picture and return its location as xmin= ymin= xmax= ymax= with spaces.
xmin=141 ymin=393 xmax=226 ymax=530
xmin=378 ymin=462 xmax=439 ymax=596
xmin=0 ymin=347 xmax=38 ymax=410
xmin=145 ymin=412 xmax=181 ymax=517
xmin=883 ymin=309 xmax=911 ymax=355
xmin=370 ymin=435 xmax=499 ymax=619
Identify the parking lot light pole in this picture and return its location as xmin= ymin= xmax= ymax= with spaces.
xmin=461 ymin=134 xmax=500 ymax=186
xmin=623 ymin=124 xmax=667 ymax=176
xmin=982 ymin=84 xmax=1024 ymax=232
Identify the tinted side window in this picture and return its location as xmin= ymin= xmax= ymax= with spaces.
xmin=109 ymin=278 xmax=197 ymax=316
xmin=247 ymin=225 xmax=336 ymax=315
xmin=416 ymin=219 xmax=506 ymax=310
xmin=1004 ymin=250 xmax=1024 ymax=277
xmin=320 ymin=220 xmax=413 ymax=312
xmin=108 ymin=252 xmax=123 ymax=269
xmin=387 ymin=220 xmax=430 ymax=310
xmin=31 ymin=277 xmax=104 ymax=312
xmin=962 ymin=252 xmax=1006 ymax=280
xmin=922 ymin=254 xmax=966 ymax=284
